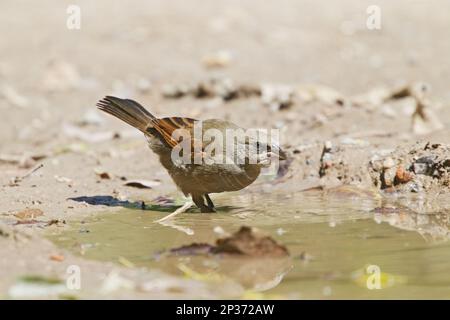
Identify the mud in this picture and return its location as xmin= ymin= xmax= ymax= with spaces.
xmin=169 ymin=226 xmax=289 ymax=257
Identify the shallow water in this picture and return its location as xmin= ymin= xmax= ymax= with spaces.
xmin=47 ymin=189 xmax=450 ymax=299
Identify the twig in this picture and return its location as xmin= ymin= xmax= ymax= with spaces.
xmin=21 ymin=163 xmax=44 ymax=180
xmin=154 ymin=200 xmax=193 ymax=223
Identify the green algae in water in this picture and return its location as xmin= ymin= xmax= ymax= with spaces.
xmin=47 ymin=191 xmax=450 ymax=299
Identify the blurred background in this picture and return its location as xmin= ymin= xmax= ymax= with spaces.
xmin=1 ymin=0 xmax=449 ymax=146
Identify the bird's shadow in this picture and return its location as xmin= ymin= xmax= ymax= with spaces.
xmin=68 ymin=195 xmax=238 ymax=213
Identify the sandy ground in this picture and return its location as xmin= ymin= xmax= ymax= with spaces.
xmin=1 ymin=0 xmax=450 ymax=299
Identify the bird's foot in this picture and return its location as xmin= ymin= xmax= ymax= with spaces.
xmin=200 ymin=207 xmax=216 ymax=213
xmin=203 ymin=194 xmax=216 ymax=213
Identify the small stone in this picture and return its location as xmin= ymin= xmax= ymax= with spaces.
xmin=382 ymin=157 xmax=396 ymax=169
xmin=408 ymin=182 xmax=421 ymax=193
xmin=415 ymin=156 xmax=435 ymax=165
xmin=413 ymin=162 xmax=429 ymax=175
xmin=383 ymin=167 xmax=397 ymax=187
xmin=395 ymin=166 xmax=414 ymax=184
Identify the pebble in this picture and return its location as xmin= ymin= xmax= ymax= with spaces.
xmin=413 ymin=162 xmax=429 ymax=175
xmin=383 ymin=157 xmax=396 ymax=169
xmin=383 ymin=167 xmax=397 ymax=187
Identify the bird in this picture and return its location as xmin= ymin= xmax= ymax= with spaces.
xmin=96 ymin=96 xmax=286 ymax=219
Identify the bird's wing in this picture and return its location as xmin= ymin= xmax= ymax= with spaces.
xmin=149 ymin=116 xmax=198 ymax=149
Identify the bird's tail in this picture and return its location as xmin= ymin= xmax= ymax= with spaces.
xmin=96 ymin=96 xmax=156 ymax=133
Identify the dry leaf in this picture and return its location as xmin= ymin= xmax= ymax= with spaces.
xmin=50 ymin=254 xmax=65 ymax=262
xmin=14 ymin=209 xmax=44 ymax=220
xmin=124 ymin=179 xmax=161 ymax=189
xmin=94 ymin=168 xmax=112 ymax=179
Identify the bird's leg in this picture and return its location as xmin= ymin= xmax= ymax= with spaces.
xmin=154 ymin=198 xmax=193 ymax=223
xmin=192 ymin=194 xmax=214 ymax=213
xmin=204 ymin=194 xmax=216 ymax=212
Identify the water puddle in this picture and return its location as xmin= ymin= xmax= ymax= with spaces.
xmin=47 ymin=189 xmax=450 ymax=299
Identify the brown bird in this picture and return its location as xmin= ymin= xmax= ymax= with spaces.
xmin=97 ymin=96 xmax=286 ymax=218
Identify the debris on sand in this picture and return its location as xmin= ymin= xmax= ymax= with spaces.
xmin=160 ymin=80 xmax=353 ymax=111
xmin=94 ymin=168 xmax=112 ymax=180
xmin=261 ymin=84 xmax=295 ymax=110
xmin=9 ymin=163 xmax=44 ymax=186
xmin=162 ymin=78 xmax=260 ymax=102
xmin=158 ymin=79 xmax=447 ymax=140
xmin=202 ymin=50 xmax=233 ymax=68
xmin=161 ymin=83 xmax=191 ymax=98
xmin=0 ymin=153 xmax=47 ymax=169
xmin=124 ymin=179 xmax=161 ymax=189
xmin=49 ymin=254 xmax=65 ymax=262
xmin=297 ymin=84 xmax=345 ymax=105
xmin=409 ymin=87 xmax=444 ymax=136
xmin=14 ymin=208 xmax=44 ymax=220
xmin=395 ymin=166 xmax=414 ymax=184
xmin=370 ymin=142 xmax=450 ymax=192
xmin=319 ymin=141 xmax=334 ymax=178
xmin=169 ymin=226 xmax=289 ymax=258
xmin=352 ymin=82 xmax=444 ymax=135
xmin=386 ymin=83 xmax=443 ymax=135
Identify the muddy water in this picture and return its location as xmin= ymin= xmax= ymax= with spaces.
xmin=47 ymin=190 xmax=450 ymax=299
